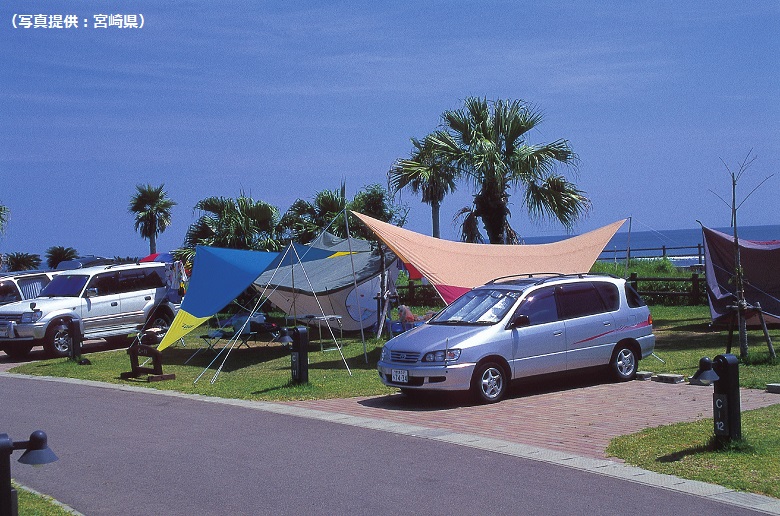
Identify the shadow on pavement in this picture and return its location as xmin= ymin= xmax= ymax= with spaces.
xmin=359 ymin=368 xmax=616 ymax=411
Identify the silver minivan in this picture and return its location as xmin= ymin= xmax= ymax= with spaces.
xmin=377 ymin=274 xmax=655 ymax=403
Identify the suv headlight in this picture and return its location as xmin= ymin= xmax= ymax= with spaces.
xmin=20 ymin=311 xmax=43 ymax=323
xmin=422 ymin=349 xmax=461 ymax=362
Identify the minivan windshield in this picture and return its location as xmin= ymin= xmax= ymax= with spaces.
xmin=430 ymin=289 xmax=521 ymax=325
xmin=39 ymin=274 xmax=89 ymax=297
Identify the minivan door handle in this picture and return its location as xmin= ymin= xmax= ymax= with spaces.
xmin=145 ymin=296 xmax=152 ymax=300
xmin=111 ymin=302 xmax=118 ymax=307
xmin=553 ymin=330 xmax=563 ymax=336
xmin=603 ymin=321 xmax=611 ymax=326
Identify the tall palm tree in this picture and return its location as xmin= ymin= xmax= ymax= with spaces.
xmin=178 ymin=194 xmax=281 ymax=265
xmin=279 ymin=182 xmax=348 ymax=244
xmin=129 ymin=184 xmax=176 ymax=255
xmin=45 ymin=246 xmax=78 ymax=269
xmin=5 ymin=252 xmax=42 ymax=271
xmin=388 ymin=136 xmax=458 ymax=238
xmin=429 ymin=97 xmax=590 ymax=244
xmin=0 ymin=202 xmax=9 ymax=236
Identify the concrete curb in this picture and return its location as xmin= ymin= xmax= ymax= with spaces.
xmin=3 ymin=371 xmax=780 ymax=515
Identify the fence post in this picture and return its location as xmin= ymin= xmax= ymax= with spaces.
xmin=408 ymin=282 xmax=416 ymax=305
xmin=698 ymin=243 xmax=703 ymax=265
xmin=629 ymin=272 xmax=638 ymax=292
xmin=691 ymin=273 xmax=700 ymax=305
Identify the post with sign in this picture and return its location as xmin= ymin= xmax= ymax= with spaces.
xmin=691 ymin=353 xmax=741 ymax=445
xmin=712 ymin=354 xmax=741 ymax=443
xmin=291 ymin=326 xmax=309 ymax=384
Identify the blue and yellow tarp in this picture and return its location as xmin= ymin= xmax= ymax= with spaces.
xmin=158 ymin=246 xmax=280 ymax=350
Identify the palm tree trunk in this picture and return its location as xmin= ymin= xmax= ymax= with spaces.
xmin=431 ymin=202 xmax=441 ymax=239
xmin=149 ymin=234 xmax=157 ymax=255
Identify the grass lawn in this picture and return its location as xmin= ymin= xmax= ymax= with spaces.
xmin=10 ymin=334 xmax=396 ymax=402
xmin=14 ymin=481 xmax=72 ymax=515
xmin=607 ymin=404 xmax=780 ymax=499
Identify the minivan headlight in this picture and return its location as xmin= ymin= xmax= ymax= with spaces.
xmin=422 ymin=349 xmax=461 ymax=362
xmin=20 ymin=311 xmax=43 ymax=323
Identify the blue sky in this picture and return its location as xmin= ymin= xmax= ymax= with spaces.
xmin=1 ymin=1 xmax=778 ymax=259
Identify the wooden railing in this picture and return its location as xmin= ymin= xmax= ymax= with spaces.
xmin=598 ymin=244 xmax=704 ymax=264
xmin=397 ymin=272 xmax=707 ymax=307
xmin=628 ymin=272 xmax=706 ymax=305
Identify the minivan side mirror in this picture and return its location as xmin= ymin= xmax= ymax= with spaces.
xmin=84 ymin=287 xmax=98 ymax=298
xmin=509 ymin=314 xmax=530 ymax=328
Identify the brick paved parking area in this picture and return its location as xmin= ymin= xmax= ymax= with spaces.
xmin=287 ymin=377 xmax=779 ymax=459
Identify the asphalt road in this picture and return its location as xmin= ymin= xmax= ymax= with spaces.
xmin=0 ymin=374 xmax=770 ymax=515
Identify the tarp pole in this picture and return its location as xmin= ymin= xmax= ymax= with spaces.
xmin=344 ymin=210 xmax=368 ymax=363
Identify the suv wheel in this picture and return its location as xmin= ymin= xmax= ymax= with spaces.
xmin=44 ymin=320 xmax=72 ymax=358
xmin=1 ymin=344 xmax=33 ymax=360
xmin=611 ymin=345 xmax=637 ymax=381
xmin=147 ymin=312 xmax=172 ymax=333
xmin=471 ymin=362 xmax=507 ymax=404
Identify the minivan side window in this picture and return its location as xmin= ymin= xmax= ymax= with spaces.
xmin=625 ymin=283 xmax=646 ymax=308
xmin=594 ymin=282 xmax=620 ymax=312
xmin=556 ymin=282 xmax=606 ymax=319
xmin=513 ymin=287 xmax=558 ymax=325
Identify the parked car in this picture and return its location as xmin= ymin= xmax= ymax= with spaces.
xmin=0 ymin=262 xmax=179 ymax=359
xmin=377 ymin=273 xmax=655 ymax=403
xmin=0 ymin=270 xmax=58 ymax=306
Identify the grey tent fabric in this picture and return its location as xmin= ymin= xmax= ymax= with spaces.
xmin=703 ymin=227 xmax=780 ymax=326
xmin=254 ymin=233 xmax=398 ymax=331
xmin=256 ymin=233 xmax=394 ymax=296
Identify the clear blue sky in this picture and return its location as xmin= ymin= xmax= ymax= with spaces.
xmin=1 ymin=1 xmax=778 ymax=259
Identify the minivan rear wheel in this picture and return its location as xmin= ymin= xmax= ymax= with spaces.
xmin=471 ymin=362 xmax=507 ymax=403
xmin=611 ymin=345 xmax=637 ymax=381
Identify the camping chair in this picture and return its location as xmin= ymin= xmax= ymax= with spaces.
xmin=185 ymin=315 xmax=242 ymax=364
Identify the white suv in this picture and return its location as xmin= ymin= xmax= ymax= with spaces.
xmin=378 ymin=273 xmax=655 ymax=403
xmin=0 ymin=271 xmax=58 ymax=306
xmin=0 ymin=262 xmax=178 ymax=359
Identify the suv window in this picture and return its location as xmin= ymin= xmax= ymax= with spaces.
xmin=40 ymin=274 xmax=90 ymax=297
xmin=593 ymin=282 xmax=620 ymax=312
xmin=556 ymin=282 xmax=606 ymax=319
xmin=513 ymin=286 xmax=558 ymax=325
xmin=85 ymin=272 xmax=119 ymax=297
xmin=117 ymin=268 xmax=165 ymax=293
xmin=0 ymin=280 xmax=21 ymax=304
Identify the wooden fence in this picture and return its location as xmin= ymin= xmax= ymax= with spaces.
xmin=628 ymin=272 xmax=706 ymax=305
xmin=599 ymin=244 xmax=704 ymax=264
xmin=397 ymin=272 xmax=708 ymax=307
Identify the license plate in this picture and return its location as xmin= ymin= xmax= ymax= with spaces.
xmin=391 ymin=369 xmax=408 ymax=383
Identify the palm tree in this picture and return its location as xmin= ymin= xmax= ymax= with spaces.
xmin=0 ymin=202 xmax=8 ymax=236
xmin=5 ymin=252 xmax=42 ymax=271
xmin=279 ymin=182 xmax=348 ymax=244
xmin=178 ymin=194 xmax=281 ymax=265
xmin=388 ymin=136 xmax=458 ymax=238
xmin=45 ymin=246 xmax=79 ymax=269
xmin=129 ymin=184 xmax=176 ymax=255
xmin=429 ymin=97 xmax=590 ymax=244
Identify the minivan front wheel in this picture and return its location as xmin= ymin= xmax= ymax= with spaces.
xmin=472 ymin=362 xmax=507 ymax=403
xmin=611 ymin=346 xmax=637 ymax=381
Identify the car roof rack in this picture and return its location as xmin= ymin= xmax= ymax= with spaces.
xmin=487 ymin=272 xmax=620 ymax=287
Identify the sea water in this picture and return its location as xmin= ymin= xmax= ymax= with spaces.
xmin=524 ymin=224 xmax=780 ymax=267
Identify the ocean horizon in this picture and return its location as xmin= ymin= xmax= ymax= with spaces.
xmin=524 ymin=224 xmax=780 ymax=266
